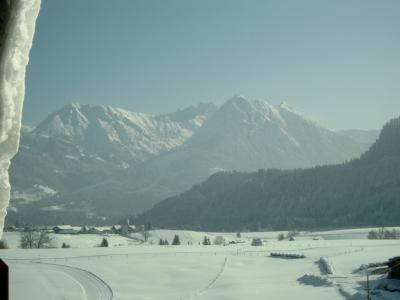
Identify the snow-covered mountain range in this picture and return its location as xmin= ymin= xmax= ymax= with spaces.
xmin=34 ymin=102 xmax=217 ymax=165
xmin=7 ymin=97 xmax=379 ymax=225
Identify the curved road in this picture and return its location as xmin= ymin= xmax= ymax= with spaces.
xmin=8 ymin=261 xmax=113 ymax=300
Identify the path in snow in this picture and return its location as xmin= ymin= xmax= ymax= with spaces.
xmin=8 ymin=261 xmax=113 ymax=300
xmin=183 ymin=256 xmax=228 ymax=300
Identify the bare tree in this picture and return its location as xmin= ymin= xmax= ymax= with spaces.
xmin=287 ymin=231 xmax=299 ymax=239
xmin=20 ymin=231 xmax=35 ymax=248
xmin=368 ymin=228 xmax=400 ymax=240
xmin=214 ymin=236 xmax=226 ymax=245
xmin=20 ymin=230 xmax=53 ymax=249
xmin=140 ymin=225 xmax=151 ymax=242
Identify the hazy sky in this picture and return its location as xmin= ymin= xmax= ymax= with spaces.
xmin=24 ymin=0 xmax=400 ymax=130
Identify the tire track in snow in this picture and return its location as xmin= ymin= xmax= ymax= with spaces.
xmin=5 ymin=250 xmax=238 ymax=262
xmin=26 ymin=262 xmax=113 ymax=300
xmin=183 ymin=256 xmax=228 ymax=300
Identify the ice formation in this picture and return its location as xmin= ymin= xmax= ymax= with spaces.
xmin=0 ymin=0 xmax=41 ymax=237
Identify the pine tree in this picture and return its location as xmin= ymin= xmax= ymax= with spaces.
xmin=172 ymin=234 xmax=180 ymax=245
xmin=100 ymin=238 xmax=109 ymax=247
xmin=61 ymin=242 xmax=70 ymax=248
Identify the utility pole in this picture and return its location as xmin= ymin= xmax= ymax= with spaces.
xmin=366 ymin=273 xmax=371 ymax=300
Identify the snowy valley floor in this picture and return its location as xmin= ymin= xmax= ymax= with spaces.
xmin=1 ymin=228 xmax=400 ymax=300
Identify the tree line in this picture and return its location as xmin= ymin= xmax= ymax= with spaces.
xmin=368 ymin=228 xmax=400 ymax=240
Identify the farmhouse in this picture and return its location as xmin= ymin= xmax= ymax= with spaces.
xmin=87 ymin=227 xmax=101 ymax=234
xmin=80 ymin=226 xmax=101 ymax=234
xmin=53 ymin=225 xmax=81 ymax=234
xmin=52 ymin=223 xmax=137 ymax=235
xmin=251 ymin=238 xmax=263 ymax=246
xmin=111 ymin=224 xmax=136 ymax=235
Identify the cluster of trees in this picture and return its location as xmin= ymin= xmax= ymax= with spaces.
xmin=158 ymin=239 xmax=169 ymax=245
xmin=18 ymin=230 xmax=110 ymax=248
xmin=277 ymin=231 xmax=299 ymax=241
xmin=202 ymin=236 xmax=211 ymax=245
xmin=157 ymin=235 xmax=227 ymax=246
xmin=368 ymin=228 xmax=400 ymax=240
xmin=20 ymin=230 xmax=53 ymax=249
xmin=137 ymin=117 xmax=400 ymax=231
xmin=155 ymin=235 xmax=181 ymax=245
xmin=61 ymin=242 xmax=70 ymax=248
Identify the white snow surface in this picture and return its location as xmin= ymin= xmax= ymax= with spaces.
xmin=0 ymin=0 xmax=41 ymax=237
xmin=2 ymin=228 xmax=400 ymax=300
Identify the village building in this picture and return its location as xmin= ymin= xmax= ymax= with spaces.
xmin=53 ymin=225 xmax=81 ymax=234
xmin=251 ymin=238 xmax=263 ymax=246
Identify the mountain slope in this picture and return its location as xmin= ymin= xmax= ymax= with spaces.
xmin=183 ymin=97 xmax=367 ymax=170
xmin=96 ymin=97 xmax=374 ymax=213
xmin=337 ymin=129 xmax=379 ymax=149
xmin=8 ymin=103 xmax=217 ymax=210
xmin=137 ymin=116 xmax=400 ymax=231
xmin=7 ymin=97 xmax=377 ymax=225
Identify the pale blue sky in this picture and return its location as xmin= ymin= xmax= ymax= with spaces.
xmin=24 ymin=0 xmax=400 ymax=129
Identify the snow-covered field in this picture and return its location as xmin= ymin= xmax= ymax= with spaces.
xmin=1 ymin=228 xmax=399 ymax=300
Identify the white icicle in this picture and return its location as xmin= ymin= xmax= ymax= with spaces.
xmin=0 ymin=0 xmax=41 ymax=237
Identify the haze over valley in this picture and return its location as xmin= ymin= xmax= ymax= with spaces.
xmin=8 ymin=96 xmax=380 ymax=226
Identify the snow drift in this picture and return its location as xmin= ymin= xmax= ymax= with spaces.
xmin=0 ymin=0 xmax=41 ymax=237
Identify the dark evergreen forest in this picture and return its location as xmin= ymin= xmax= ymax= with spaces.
xmin=137 ymin=117 xmax=400 ymax=231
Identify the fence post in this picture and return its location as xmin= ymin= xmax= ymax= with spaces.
xmin=366 ymin=273 xmax=371 ymax=300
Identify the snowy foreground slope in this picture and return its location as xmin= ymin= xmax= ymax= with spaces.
xmin=1 ymin=228 xmax=400 ymax=300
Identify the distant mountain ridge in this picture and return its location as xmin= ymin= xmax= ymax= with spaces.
xmin=185 ymin=96 xmax=368 ymax=170
xmin=34 ymin=102 xmax=218 ymax=165
xmin=7 ymin=97 xmax=379 ymax=225
xmin=137 ymin=116 xmax=400 ymax=231
xmin=8 ymin=102 xmax=217 ymax=220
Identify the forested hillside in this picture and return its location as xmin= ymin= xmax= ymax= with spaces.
xmin=137 ymin=117 xmax=400 ymax=231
